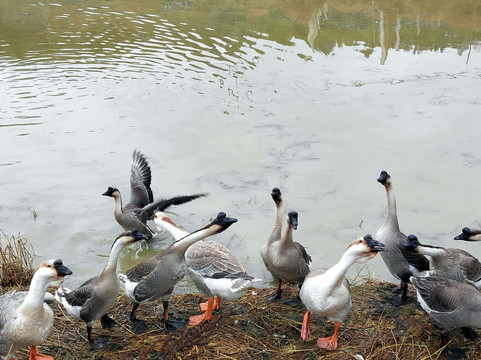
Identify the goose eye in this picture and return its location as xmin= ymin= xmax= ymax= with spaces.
xmin=47 ymin=265 xmax=51 ymax=268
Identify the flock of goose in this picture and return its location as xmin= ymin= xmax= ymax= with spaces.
xmin=1 ymin=149 xmax=481 ymax=360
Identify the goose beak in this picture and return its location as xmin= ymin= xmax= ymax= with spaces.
xmin=365 ymin=237 xmax=385 ymax=253
xmin=55 ymin=264 xmax=73 ymax=278
xmin=377 ymin=170 xmax=388 ymax=184
xmin=131 ymin=228 xmax=149 ymax=242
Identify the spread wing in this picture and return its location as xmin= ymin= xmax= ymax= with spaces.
xmin=129 ymin=150 xmax=153 ymax=208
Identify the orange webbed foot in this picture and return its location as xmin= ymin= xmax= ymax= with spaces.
xmin=316 ymin=336 xmax=338 ymax=351
xmin=300 ymin=310 xmax=310 ymax=341
xmin=189 ymin=313 xmax=215 ymax=326
xmin=28 ymin=346 xmax=54 ymax=360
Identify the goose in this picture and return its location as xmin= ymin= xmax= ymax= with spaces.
xmin=103 ymin=149 xmax=207 ymax=238
xmin=55 ymin=229 xmax=148 ymax=349
xmin=404 ymin=234 xmax=481 ymax=287
xmin=261 ymin=187 xmax=311 ymax=306
xmin=0 ymin=259 xmax=72 ymax=360
xmin=300 ymin=235 xmax=384 ymax=351
xmin=118 ymin=212 xmax=238 ymax=334
xmin=410 ymin=275 xmax=481 ymax=360
xmin=454 ymin=227 xmax=481 ymax=241
xmin=376 ymin=170 xmax=430 ymax=306
xmin=153 ymin=212 xmax=259 ymax=326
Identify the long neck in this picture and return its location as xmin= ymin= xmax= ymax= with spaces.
xmin=101 ymin=240 xmax=124 ymax=278
xmin=280 ymin=221 xmax=293 ymax=246
xmin=158 ymin=219 xmax=189 ymax=241
xmin=113 ymin=193 xmax=123 ymax=217
xmin=325 ymin=249 xmax=358 ymax=285
xmin=268 ymin=200 xmax=283 ymax=244
xmin=417 ymin=245 xmax=447 ymax=259
xmin=20 ymin=272 xmax=49 ymax=309
xmin=172 ymin=227 xmax=216 ymax=254
xmin=384 ymin=184 xmax=400 ymax=230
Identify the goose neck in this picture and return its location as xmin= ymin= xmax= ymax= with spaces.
xmin=21 ymin=272 xmax=50 ymax=310
xmin=173 ymin=227 xmax=215 ymax=254
xmin=385 ymin=185 xmax=400 ymax=229
xmin=268 ymin=201 xmax=283 ymax=244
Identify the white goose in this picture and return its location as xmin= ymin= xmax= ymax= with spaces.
xmin=154 ymin=212 xmax=259 ymax=326
xmin=55 ymin=229 xmax=148 ymax=349
xmin=0 ymin=259 xmax=72 ymax=360
xmin=300 ymin=235 xmax=384 ymax=351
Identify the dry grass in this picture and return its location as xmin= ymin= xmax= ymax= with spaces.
xmin=0 ymin=231 xmax=35 ymax=287
xmin=4 ymin=281 xmax=479 ymax=360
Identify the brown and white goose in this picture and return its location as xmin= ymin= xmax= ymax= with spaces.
xmin=0 ymin=259 xmax=72 ymax=360
xmin=300 ymin=235 xmax=384 ymax=351
xmin=454 ymin=227 xmax=481 ymax=242
xmin=376 ymin=170 xmax=429 ymax=306
xmin=55 ymin=229 xmax=148 ymax=349
xmin=118 ymin=212 xmax=238 ymax=334
xmin=261 ymin=188 xmax=311 ymax=306
xmin=153 ymin=212 xmax=259 ymax=326
xmin=103 ymin=150 xmax=206 ymax=238
xmin=404 ymin=234 xmax=481 ymax=288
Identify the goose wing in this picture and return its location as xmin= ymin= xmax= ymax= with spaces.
xmin=294 ymin=242 xmax=312 ymax=266
xmin=64 ymin=277 xmax=99 ymax=307
xmin=186 ymin=241 xmax=251 ymax=279
xmin=129 ymin=150 xmax=153 ymax=209
xmin=125 ymin=255 xmax=162 ymax=282
xmin=136 ymin=193 xmax=208 ymax=224
xmin=458 ymin=249 xmax=481 ymax=282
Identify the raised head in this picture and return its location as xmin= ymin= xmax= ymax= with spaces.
xmin=102 ymin=186 xmax=120 ymax=197
xmin=377 ymin=170 xmax=391 ymax=186
xmin=403 ymin=234 xmax=420 ymax=252
xmin=203 ymin=212 xmax=238 ymax=234
xmin=287 ymin=211 xmax=298 ymax=230
xmin=348 ymin=234 xmax=385 ymax=263
xmin=454 ymin=227 xmax=481 ymax=241
xmin=112 ymin=228 xmax=149 ymax=248
xmin=271 ymin=187 xmax=282 ymax=204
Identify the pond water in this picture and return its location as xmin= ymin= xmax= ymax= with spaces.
xmin=1 ymin=0 xmax=481 ymax=292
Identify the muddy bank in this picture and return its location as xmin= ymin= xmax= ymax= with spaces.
xmin=7 ymin=279 xmax=479 ymax=360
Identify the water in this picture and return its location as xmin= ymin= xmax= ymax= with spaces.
xmin=1 ymin=0 xmax=481 ymax=291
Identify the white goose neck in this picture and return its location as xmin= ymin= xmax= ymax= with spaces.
xmin=113 ymin=193 xmax=123 ymax=216
xmin=173 ymin=227 xmax=215 ymax=254
xmin=157 ymin=220 xmax=189 ymax=241
xmin=103 ymin=240 xmax=124 ymax=275
xmin=21 ymin=271 xmax=50 ymax=309
xmin=417 ymin=245 xmax=447 ymax=258
xmin=326 ymin=248 xmax=358 ymax=282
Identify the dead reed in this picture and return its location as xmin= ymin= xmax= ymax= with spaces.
xmin=0 ymin=231 xmax=35 ymax=287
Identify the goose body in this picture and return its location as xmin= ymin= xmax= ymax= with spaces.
xmin=261 ymin=188 xmax=311 ymax=304
xmin=454 ymin=227 xmax=481 ymax=242
xmin=118 ymin=212 xmax=238 ymax=334
xmin=404 ymin=234 xmax=481 ymax=287
xmin=154 ymin=212 xmax=257 ymax=325
xmin=103 ymin=150 xmax=206 ymax=238
xmin=411 ymin=275 xmax=481 ymax=356
xmin=55 ymin=229 xmax=148 ymax=349
xmin=0 ymin=259 xmax=72 ymax=359
xmin=300 ymin=235 xmax=384 ymax=351
xmin=376 ymin=170 xmax=429 ymax=305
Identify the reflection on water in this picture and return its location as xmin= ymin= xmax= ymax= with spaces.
xmin=1 ymin=0 xmax=481 ymax=288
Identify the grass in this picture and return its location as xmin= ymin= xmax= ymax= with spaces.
xmin=2 ymin=234 xmax=481 ymax=359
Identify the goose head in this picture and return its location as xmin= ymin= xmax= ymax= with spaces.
xmin=454 ymin=227 xmax=481 ymax=241
xmin=153 ymin=211 xmax=175 ymax=230
xmin=403 ymin=234 xmax=421 ymax=252
xmin=348 ymin=234 xmax=385 ymax=264
xmin=112 ymin=228 xmax=149 ymax=249
xmin=271 ymin=187 xmax=282 ymax=205
xmin=102 ymin=186 xmax=120 ymax=198
xmin=377 ymin=170 xmax=392 ymax=188
xmin=287 ymin=211 xmax=298 ymax=230
xmin=203 ymin=212 xmax=238 ymax=234
xmin=36 ymin=259 xmax=73 ymax=288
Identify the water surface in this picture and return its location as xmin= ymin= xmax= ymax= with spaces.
xmin=1 ymin=0 xmax=481 ymax=290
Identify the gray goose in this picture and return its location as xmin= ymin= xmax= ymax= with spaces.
xmin=55 ymin=229 xmax=148 ymax=349
xmin=261 ymin=187 xmax=311 ymax=306
xmin=454 ymin=227 xmax=481 ymax=241
xmin=411 ymin=275 xmax=481 ymax=360
xmin=0 ymin=259 xmax=72 ymax=360
xmin=118 ymin=212 xmax=238 ymax=334
xmin=153 ymin=212 xmax=259 ymax=326
xmin=103 ymin=149 xmax=206 ymax=238
xmin=376 ymin=170 xmax=429 ymax=306
xmin=404 ymin=234 xmax=481 ymax=288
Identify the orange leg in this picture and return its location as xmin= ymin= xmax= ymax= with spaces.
xmin=28 ymin=346 xmax=54 ymax=360
xmin=316 ymin=321 xmax=341 ymax=351
xmin=200 ymin=296 xmax=221 ymax=311
xmin=189 ymin=297 xmax=215 ymax=326
xmin=301 ymin=310 xmax=311 ymax=341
